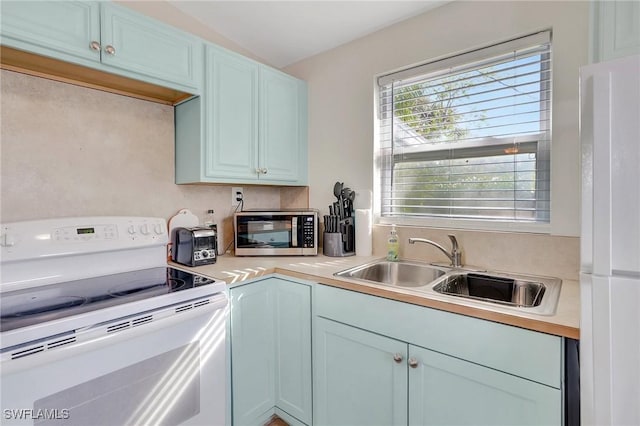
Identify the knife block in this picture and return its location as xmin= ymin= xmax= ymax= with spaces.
xmin=323 ymin=232 xmax=355 ymax=257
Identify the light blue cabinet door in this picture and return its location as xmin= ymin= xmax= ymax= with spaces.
xmin=205 ymin=46 xmax=260 ymax=181
xmin=0 ymin=1 xmax=101 ymax=65
xmin=230 ymin=278 xmax=312 ymax=426
xmin=100 ymin=3 xmax=203 ymax=92
xmin=314 ymin=318 xmax=408 ymax=426
xmin=174 ymin=45 xmax=307 ymax=185
xmin=230 ymin=282 xmax=276 ymax=425
xmin=259 ymin=67 xmax=307 ymax=183
xmin=273 ymin=279 xmax=312 ymax=425
xmin=408 ymin=345 xmax=561 ymax=426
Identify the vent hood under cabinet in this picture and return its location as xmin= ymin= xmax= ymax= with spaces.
xmin=0 ymin=46 xmax=193 ymax=105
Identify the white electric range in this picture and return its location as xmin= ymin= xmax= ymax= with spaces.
xmin=0 ymin=216 xmax=228 ymax=426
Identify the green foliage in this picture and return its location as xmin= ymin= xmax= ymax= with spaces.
xmin=393 ymin=78 xmax=474 ymax=141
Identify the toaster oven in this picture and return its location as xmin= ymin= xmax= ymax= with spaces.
xmin=171 ymin=227 xmax=217 ymax=266
xmin=234 ymin=210 xmax=318 ymax=256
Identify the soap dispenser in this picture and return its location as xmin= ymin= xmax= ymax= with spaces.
xmin=386 ymin=226 xmax=399 ymax=261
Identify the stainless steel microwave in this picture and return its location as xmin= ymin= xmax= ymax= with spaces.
xmin=234 ymin=210 xmax=319 ymax=256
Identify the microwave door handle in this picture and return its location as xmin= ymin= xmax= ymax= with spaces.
xmin=291 ymin=217 xmax=298 ymax=247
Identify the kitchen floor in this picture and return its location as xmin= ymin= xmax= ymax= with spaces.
xmin=265 ymin=416 xmax=288 ymax=426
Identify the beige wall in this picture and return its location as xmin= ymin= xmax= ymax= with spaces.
xmin=284 ymin=0 xmax=589 ymax=238
xmin=0 ymin=70 xmax=284 ymax=250
xmin=372 ymin=226 xmax=580 ymax=281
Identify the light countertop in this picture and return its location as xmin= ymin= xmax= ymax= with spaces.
xmin=171 ymin=254 xmax=580 ymax=339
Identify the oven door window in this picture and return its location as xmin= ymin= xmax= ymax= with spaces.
xmin=237 ymin=217 xmax=294 ymax=249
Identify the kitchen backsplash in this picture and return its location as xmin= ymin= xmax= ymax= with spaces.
xmin=0 ymin=70 xmax=307 ymax=249
xmin=372 ymin=225 xmax=580 ymax=282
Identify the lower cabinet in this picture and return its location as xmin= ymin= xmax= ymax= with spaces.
xmin=315 ymin=317 xmax=560 ymax=426
xmin=314 ymin=317 xmax=408 ymax=426
xmin=231 ymin=279 xmax=564 ymax=426
xmin=314 ymin=285 xmax=563 ymax=426
xmin=230 ymin=277 xmax=312 ymax=426
xmin=408 ymin=345 xmax=561 ymax=426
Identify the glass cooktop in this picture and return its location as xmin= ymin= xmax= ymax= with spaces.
xmin=0 ymin=267 xmax=218 ymax=333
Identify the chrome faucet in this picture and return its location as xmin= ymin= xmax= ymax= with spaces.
xmin=408 ymin=235 xmax=462 ymax=267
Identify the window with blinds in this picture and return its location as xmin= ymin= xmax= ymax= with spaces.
xmin=377 ymin=31 xmax=551 ymax=224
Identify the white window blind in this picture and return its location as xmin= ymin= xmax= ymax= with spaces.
xmin=377 ymin=31 xmax=552 ymax=223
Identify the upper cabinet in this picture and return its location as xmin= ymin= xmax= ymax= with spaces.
xmin=591 ymin=0 xmax=640 ymax=62
xmin=260 ymin=67 xmax=307 ymax=183
xmin=0 ymin=1 xmax=102 ymax=63
xmin=0 ymin=1 xmax=203 ymax=95
xmin=203 ymin=46 xmax=260 ymax=181
xmin=99 ymin=3 xmax=203 ymax=93
xmin=175 ymin=45 xmax=308 ymax=186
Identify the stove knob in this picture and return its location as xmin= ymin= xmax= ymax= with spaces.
xmin=139 ymin=224 xmax=150 ymax=235
xmin=154 ymin=224 xmax=163 ymax=235
xmin=128 ymin=225 xmax=136 ymax=235
xmin=201 ymin=251 xmax=209 ymax=258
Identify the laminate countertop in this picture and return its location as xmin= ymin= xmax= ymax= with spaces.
xmin=170 ymin=254 xmax=580 ymax=339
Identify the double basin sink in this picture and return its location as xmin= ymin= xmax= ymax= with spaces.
xmin=334 ymin=260 xmax=562 ymax=316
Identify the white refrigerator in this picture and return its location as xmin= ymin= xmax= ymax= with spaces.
xmin=580 ymin=54 xmax=640 ymax=426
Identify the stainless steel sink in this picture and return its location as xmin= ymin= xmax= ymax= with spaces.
xmin=334 ymin=260 xmax=448 ymax=287
xmin=334 ymin=259 xmax=562 ymax=315
xmin=431 ymin=271 xmax=562 ymax=315
xmin=432 ymin=273 xmax=545 ymax=307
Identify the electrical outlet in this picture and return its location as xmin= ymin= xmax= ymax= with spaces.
xmin=231 ymin=187 xmax=244 ymax=205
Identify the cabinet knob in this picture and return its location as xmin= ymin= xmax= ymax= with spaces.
xmin=255 ymin=168 xmax=262 ymax=174
xmin=408 ymin=358 xmax=419 ymax=368
xmin=393 ymin=353 xmax=403 ymax=364
xmin=261 ymin=168 xmax=268 ymax=174
xmin=89 ymin=41 xmax=101 ymax=51
xmin=105 ymin=45 xmax=116 ymax=55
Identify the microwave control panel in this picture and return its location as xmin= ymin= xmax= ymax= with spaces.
xmin=302 ymin=215 xmax=316 ymax=248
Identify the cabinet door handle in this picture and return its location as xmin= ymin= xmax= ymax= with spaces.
xmin=104 ymin=45 xmax=116 ymax=55
xmin=89 ymin=41 xmax=101 ymax=51
xmin=408 ymin=357 xmax=419 ymax=368
xmin=393 ymin=353 xmax=403 ymax=364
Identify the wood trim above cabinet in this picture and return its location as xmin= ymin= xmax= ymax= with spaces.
xmin=0 ymin=46 xmax=192 ymax=105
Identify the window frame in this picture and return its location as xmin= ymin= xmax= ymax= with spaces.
xmin=373 ymin=31 xmax=553 ymax=234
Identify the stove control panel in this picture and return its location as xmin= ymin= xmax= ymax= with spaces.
xmin=54 ymin=224 xmax=118 ymax=242
xmin=52 ymin=219 xmax=166 ymax=243
xmin=0 ymin=217 xmax=168 ymax=263
xmin=0 ymin=216 xmax=171 ymax=290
